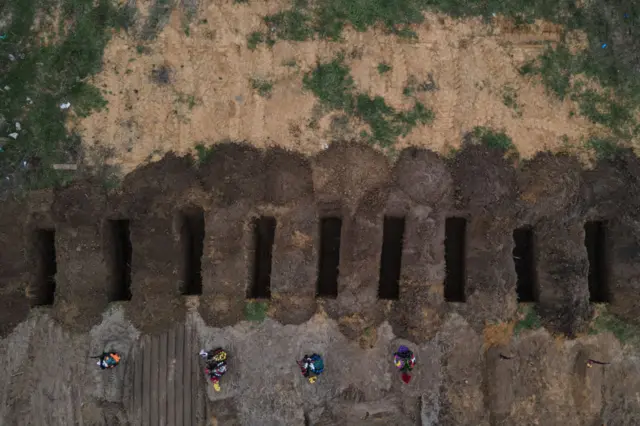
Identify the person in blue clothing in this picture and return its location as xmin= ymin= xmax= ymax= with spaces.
xmin=297 ymin=353 xmax=324 ymax=383
xmin=95 ymin=352 xmax=121 ymax=370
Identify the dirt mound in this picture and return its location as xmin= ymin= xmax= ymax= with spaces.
xmin=393 ymin=148 xmax=452 ymax=205
xmin=122 ymin=152 xmax=199 ymax=215
xmin=198 ymin=142 xmax=265 ymax=206
xmin=450 ymin=144 xmax=517 ymax=214
xmin=264 ymin=147 xmax=313 ymax=206
xmin=313 ymin=141 xmax=390 ymax=211
xmin=582 ymin=150 xmax=640 ymax=218
xmin=518 ymin=152 xmax=582 ymax=220
xmin=2 ymin=144 xmax=640 ymax=337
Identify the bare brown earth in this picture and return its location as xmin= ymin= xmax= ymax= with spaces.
xmin=1 ymin=143 xmax=640 ymax=424
xmin=75 ymin=1 xmax=605 ymax=174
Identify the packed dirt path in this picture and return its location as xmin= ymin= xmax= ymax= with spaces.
xmin=77 ymin=1 xmax=599 ymax=173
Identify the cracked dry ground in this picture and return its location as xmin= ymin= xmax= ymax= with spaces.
xmin=1 ymin=143 xmax=640 ymax=425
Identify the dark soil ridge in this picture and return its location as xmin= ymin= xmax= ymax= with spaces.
xmin=1 ymin=141 xmax=639 ymax=340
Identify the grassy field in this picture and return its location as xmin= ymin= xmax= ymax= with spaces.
xmin=250 ymin=0 xmax=640 ymax=151
xmin=0 ymin=0 xmax=132 ymax=197
xmin=1 ymin=0 xmax=639 ymax=197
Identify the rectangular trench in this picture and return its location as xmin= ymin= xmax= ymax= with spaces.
xmin=106 ymin=219 xmax=132 ymax=302
xmin=317 ymin=217 xmax=342 ymax=298
xmin=585 ymin=221 xmax=610 ymax=303
xmin=32 ymin=228 xmax=57 ymax=306
xmin=248 ymin=217 xmax=276 ymax=299
xmin=513 ymin=226 xmax=538 ymax=302
xmin=179 ymin=208 xmax=205 ymax=296
xmin=444 ymin=217 xmax=466 ymax=302
xmin=378 ymin=216 xmax=405 ymax=300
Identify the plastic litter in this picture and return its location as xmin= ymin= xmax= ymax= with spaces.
xmin=3 ymin=86 xmax=9 ymax=91
xmin=601 ymin=43 xmax=608 ymax=49
xmin=15 ymin=122 xmax=21 ymax=131
xmin=8 ymin=133 xmax=18 ymax=140
xmin=59 ymin=102 xmax=71 ymax=110
xmin=0 ymin=34 xmax=6 ymax=40
xmin=52 ymin=164 xmax=77 ymax=170
xmin=26 ymin=97 xmax=33 ymax=105
xmin=8 ymin=54 xmax=15 ymax=61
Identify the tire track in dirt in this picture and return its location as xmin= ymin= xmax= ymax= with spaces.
xmin=427 ymin=38 xmax=462 ymax=148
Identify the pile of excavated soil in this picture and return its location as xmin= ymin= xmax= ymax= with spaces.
xmin=77 ymin=0 xmax=600 ymax=173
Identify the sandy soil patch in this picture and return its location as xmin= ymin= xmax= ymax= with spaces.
xmin=77 ymin=0 xmax=600 ymax=173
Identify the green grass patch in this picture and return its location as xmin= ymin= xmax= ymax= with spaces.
xmin=590 ymin=305 xmax=640 ymax=346
xmin=515 ymin=3 xmax=640 ymax=139
xmin=244 ymin=300 xmax=269 ymax=322
xmin=403 ymin=74 xmax=437 ymax=97
xmin=470 ymin=126 xmax=515 ymax=152
xmin=502 ymin=85 xmax=522 ymax=116
xmin=0 ymin=0 xmax=132 ymax=196
xmin=377 ymin=62 xmax=392 ymax=74
xmin=264 ymin=9 xmax=313 ymax=41
xmin=303 ymin=55 xmax=434 ymax=147
xmin=247 ymin=31 xmax=264 ymax=50
xmin=249 ymin=0 xmax=427 ymax=45
xmin=249 ymin=0 xmax=640 ymax=140
xmin=585 ymin=136 xmax=624 ymax=161
xmin=250 ymin=78 xmax=274 ymax=98
xmin=194 ymin=143 xmax=214 ymax=165
xmin=143 ymin=0 xmax=173 ymax=40
xmin=302 ymin=56 xmax=355 ymax=110
xmin=514 ymin=305 xmax=542 ymax=336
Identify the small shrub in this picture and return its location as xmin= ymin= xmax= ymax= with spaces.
xmin=502 ymin=85 xmax=522 ymax=116
xmin=194 ymin=143 xmax=214 ymax=164
xmin=247 ymin=31 xmax=264 ymax=50
xmin=377 ymin=62 xmax=392 ymax=74
xmin=250 ymin=78 xmax=274 ymax=98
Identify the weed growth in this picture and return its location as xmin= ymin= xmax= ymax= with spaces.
xmin=194 ymin=143 xmax=215 ymax=165
xmin=502 ymin=85 xmax=522 ymax=116
xmin=590 ymin=305 xmax=640 ymax=347
xmin=586 ymin=137 xmax=624 ymax=161
xmin=303 ymin=56 xmax=434 ymax=147
xmin=377 ymin=62 xmax=392 ymax=74
xmin=252 ymin=1 xmax=640 ymax=144
xmin=244 ymin=300 xmax=268 ymax=322
xmin=514 ymin=305 xmax=542 ymax=336
xmin=250 ymin=78 xmax=274 ymax=98
xmin=470 ymin=126 xmax=515 ymax=152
